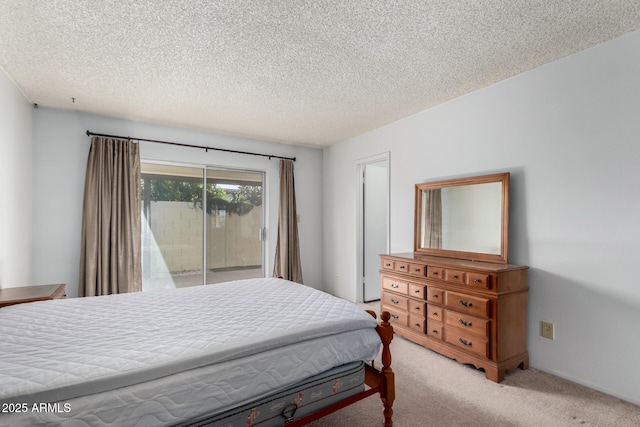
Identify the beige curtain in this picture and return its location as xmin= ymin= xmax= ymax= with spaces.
xmin=78 ymin=137 xmax=141 ymax=296
xmin=273 ymin=159 xmax=303 ymax=283
xmin=425 ymin=189 xmax=443 ymax=249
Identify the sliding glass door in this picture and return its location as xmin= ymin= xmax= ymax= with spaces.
xmin=204 ymin=168 xmax=263 ymax=284
xmin=141 ymin=163 xmax=264 ymax=291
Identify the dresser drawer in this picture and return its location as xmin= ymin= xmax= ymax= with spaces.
xmin=408 ymin=283 xmax=426 ymax=299
xmin=408 ymin=300 xmax=426 ymax=318
xmin=383 ymin=292 xmax=409 ymax=311
xmin=381 ymin=258 xmax=395 ymax=270
xmin=444 ymin=268 xmax=466 ymax=285
xmin=426 ymin=287 xmax=444 ymax=304
xmin=445 ymin=291 xmax=491 ymax=318
xmin=382 ymin=276 xmax=409 ymax=295
xmin=427 ymin=267 xmax=444 ymax=280
xmin=395 ymin=262 xmax=410 ymax=274
xmin=409 ymin=315 xmax=426 ymax=333
xmin=467 ymin=272 xmax=491 ymax=289
xmin=384 ymin=307 xmax=408 ymax=327
xmin=444 ymin=310 xmax=490 ymax=338
xmin=427 ymin=320 xmax=444 ymax=340
xmin=409 ymin=263 xmax=427 ymax=277
xmin=445 ymin=327 xmax=490 ymax=358
xmin=427 ymin=304 xmax=443 ymax=322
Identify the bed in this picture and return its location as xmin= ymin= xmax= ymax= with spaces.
xmin=0 ymin=278 xmax=394 ymax=426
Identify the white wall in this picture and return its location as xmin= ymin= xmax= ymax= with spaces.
xmin=31 ymin=108 xmax=323 ymax=297
xmin=0 ymin=67 xmax=32 ymax=288
xmin=323 ymin=30 xmax=640 ymax=405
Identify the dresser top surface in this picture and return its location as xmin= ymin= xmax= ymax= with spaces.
xmin=382 ymin=253 xmax=528 ymax=272
xmin=0 ymin=284 xmax=66 ymax=304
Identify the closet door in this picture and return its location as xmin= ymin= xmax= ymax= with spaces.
xmin=362 ymin=159 xmax=388 ymax=302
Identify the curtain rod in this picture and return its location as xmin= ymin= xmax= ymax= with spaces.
xmin=85 ymin=131 xmax=296 ymax=162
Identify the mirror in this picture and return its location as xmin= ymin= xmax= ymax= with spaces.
xmin=414 ymin=172 xmax=509 ymax=264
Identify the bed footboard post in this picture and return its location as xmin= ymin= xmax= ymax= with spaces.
xmin=378 ymin=311 xmax=395 ymax=427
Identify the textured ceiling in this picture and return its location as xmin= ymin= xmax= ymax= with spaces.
xmin=1 ymin=1 xmax=640 ymax=147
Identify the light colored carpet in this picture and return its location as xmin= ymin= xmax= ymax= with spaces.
xmin=308 ymin=304 xmax=640 ymax=427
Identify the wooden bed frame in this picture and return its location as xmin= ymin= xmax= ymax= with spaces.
xmin=283 ymin=310 xmax=395 ymax=427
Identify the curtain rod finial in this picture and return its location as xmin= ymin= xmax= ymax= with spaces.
xmin=86 ymin=130 xmax=90 ymax=136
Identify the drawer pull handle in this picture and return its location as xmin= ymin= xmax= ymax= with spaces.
xmin=474 ymin=279 xmax=480 ymax=283
xmin=459 ymin=300 xmax=473 ymax=307
xmin=399 ymin=265 xmax=406 ymax=269
xmin=391 ymin=314 xmax=399 ymax=320
xmin=431 ymin=294 xmax=439 ymax=299
xmin=391 ymin=299 xmax=399 ymax=304
xmin=414 ymin=289 xmax=420 ymax=293
xmin=415 ymin=323 xmax=421 ymax=327
xmin=459 ymin=319 xmax=472 ymax=327
xmin=459 ymin=338 xmax=472 ymax=347
xmin=432 ymin=330 xmax=438 ymax=334
xmin=452 ymin=275 xmax=459 ymax=279
xmin=391 ymin=284 xmax=399 ymax=288
xmin=432 ymin=312 xmax=438 ymax=316
xmin=415 ymin=306 xmax=421 ymax=310
xmin=432 ymin=271 xmax=439 ymax=275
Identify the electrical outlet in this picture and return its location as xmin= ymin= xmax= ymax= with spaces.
xmin=541 ymin=321 xmax=555 ymax=339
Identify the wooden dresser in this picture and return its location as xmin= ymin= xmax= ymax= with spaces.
xmin=0 ymin=284 xmax=66 ymax=308
xmin=380 ymin=253 xmax=528 ymax=382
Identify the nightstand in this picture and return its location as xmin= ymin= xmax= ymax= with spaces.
xmin=0 ymin=284 xmax=66 ymax=308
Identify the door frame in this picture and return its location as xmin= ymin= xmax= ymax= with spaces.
xmin=355 ymin=152 xmax=390 ymax=303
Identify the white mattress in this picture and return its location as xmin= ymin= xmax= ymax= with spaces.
xmin=0 ymin=278 xmax=381 ymax=426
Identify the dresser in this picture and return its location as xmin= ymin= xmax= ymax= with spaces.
xmin=0 ymin=284 xmax=66 ymax=308
xmin=380 ymin=253 xmax=528 ymax=382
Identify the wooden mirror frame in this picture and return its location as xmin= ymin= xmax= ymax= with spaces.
xmin=414 ymin=172 xmax=510 ymax=264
